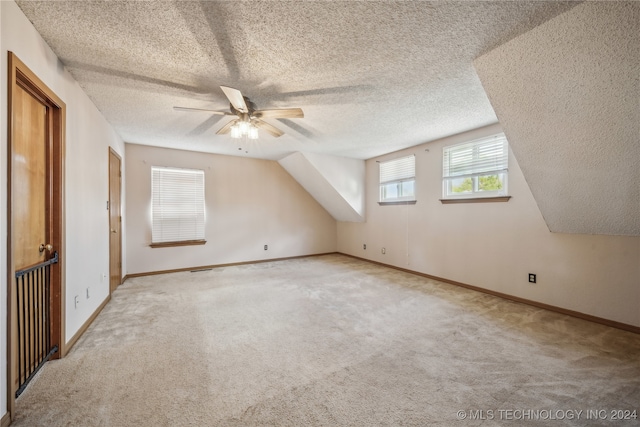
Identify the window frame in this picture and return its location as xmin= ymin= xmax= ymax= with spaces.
xmin=441 ymin=133 xmax=509 ymax=201
xmin=150 ymin=166 xmax=206 ymax=247
xmin=379 ymin=155 xmax=416 ymax=205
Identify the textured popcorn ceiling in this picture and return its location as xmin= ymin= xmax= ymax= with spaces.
xmin=15 ymin=0 xmax=576 ymax=160
xmin=475 ymin=2 xmax=640 ymax=236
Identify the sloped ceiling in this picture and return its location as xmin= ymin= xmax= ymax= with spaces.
xmin=279 ymin=152 xmax=365 ymax=222
xmin=474 ymin=2 xmax=639 ymax=236
xmin=14 ymin=1 xmax=576 ymax=160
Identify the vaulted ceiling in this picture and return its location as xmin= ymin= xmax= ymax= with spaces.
xmin=475 ymin=2 xmax=640 ymax=236
xmin=15 ymin=1 xmax=576 ymax=160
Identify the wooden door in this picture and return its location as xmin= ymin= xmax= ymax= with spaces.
xmin=109 ymin=148 xmax=122 ymax=293
xmin=8 ymin=52 xmax=65 ymax=416
xmin=13 ymin=80 xmax=50 ymax=394
xmin=13 ymin=85 xmax=49 ymax=270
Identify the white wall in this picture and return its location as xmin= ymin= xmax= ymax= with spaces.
xmin=126 ymin=144 xmax=337 ymax=275
xmin=1 ymin=1 xmax=126 ymax=418
xmin=338 ymin=123 xmax=640 ymax=328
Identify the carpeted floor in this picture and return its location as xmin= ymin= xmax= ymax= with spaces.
xmin=13 ymin=254 xmax=640 ymax=426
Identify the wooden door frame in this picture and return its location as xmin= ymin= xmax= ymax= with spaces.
xmin=108 ymin=147 xmax=122 ymax=294
xmin=6 ymin=52 xmax=66 ymax=420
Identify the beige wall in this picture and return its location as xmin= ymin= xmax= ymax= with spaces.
xmin=338 ymin=123 xmax=640 ymax=328
xmin=126 ymin=144 xmax=337 ymax=275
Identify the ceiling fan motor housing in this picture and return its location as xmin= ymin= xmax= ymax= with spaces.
xmin=230 ymin=97 xmax=257 ymax=117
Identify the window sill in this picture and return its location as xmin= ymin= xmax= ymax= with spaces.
xmin=150 ymin=240 xmax=207 ymax=248
xmin=439 ymin=196 xmax=511 ymax=204
xmin=378 ymin=200 xmax=417 ymax=206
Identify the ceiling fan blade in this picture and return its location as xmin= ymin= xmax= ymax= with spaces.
xmin=173 ymin=106 xmax=232 ymax=115
xmin=253 ymin=119 xmax=284 ymax=138
xmin=220 ymin=86 xmax=248 ymax=113
xmin=253 ymin=108 xmax=304 ymax=119
xmin=216 ymin=119 xmax=238 ymax=135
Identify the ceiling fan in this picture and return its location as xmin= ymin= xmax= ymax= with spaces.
xmin=174 ymin=86 xmax=303 ymax=139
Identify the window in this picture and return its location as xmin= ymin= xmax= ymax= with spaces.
xmin=151 ymin=166 xmax=205 ymax=245
xmin=379 ymin=155 xmax=416 ymax=203
xmin=442 ymin=134 xmax=508 ymax=199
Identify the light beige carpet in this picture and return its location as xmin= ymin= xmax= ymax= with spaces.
xmin=13 ymin=254 xmax=640 ymax=426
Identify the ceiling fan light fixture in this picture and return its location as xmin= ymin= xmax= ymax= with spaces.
xmin=230 ymin=124 xmax=241 ymax=139
xmin=239 ymin=120 xmax=250 ymax=135
xmin=248 ymin=126 xmax=259 ymax=140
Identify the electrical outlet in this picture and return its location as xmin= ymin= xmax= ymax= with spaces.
xmin=363 ymin=244 xmax=366 ymax=250
xmin=264 ymin=244 xmax=268 ymax=250
xmin=528 ymin=273 xmax=536 ymax=283
xmin=381 ymin=247 xmax=386 ymax=254
xmin=74 ymin=295 xmax=80 ymax=308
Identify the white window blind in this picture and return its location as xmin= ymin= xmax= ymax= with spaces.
xmin=380 ymin=155 xmax=416 ymax=184
xmin=151 ymin=166 xmax=205 ymax=243
xmin=379 ymin=155 xmax=416 ymax=202
xmin=442 ymin=134 xmax=508 ymax=198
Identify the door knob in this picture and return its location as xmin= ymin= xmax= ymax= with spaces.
xmin=39 ymin=243 xmax=53 ymax=253
xmin=111 ymin=229 xmax=117 ymax=234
